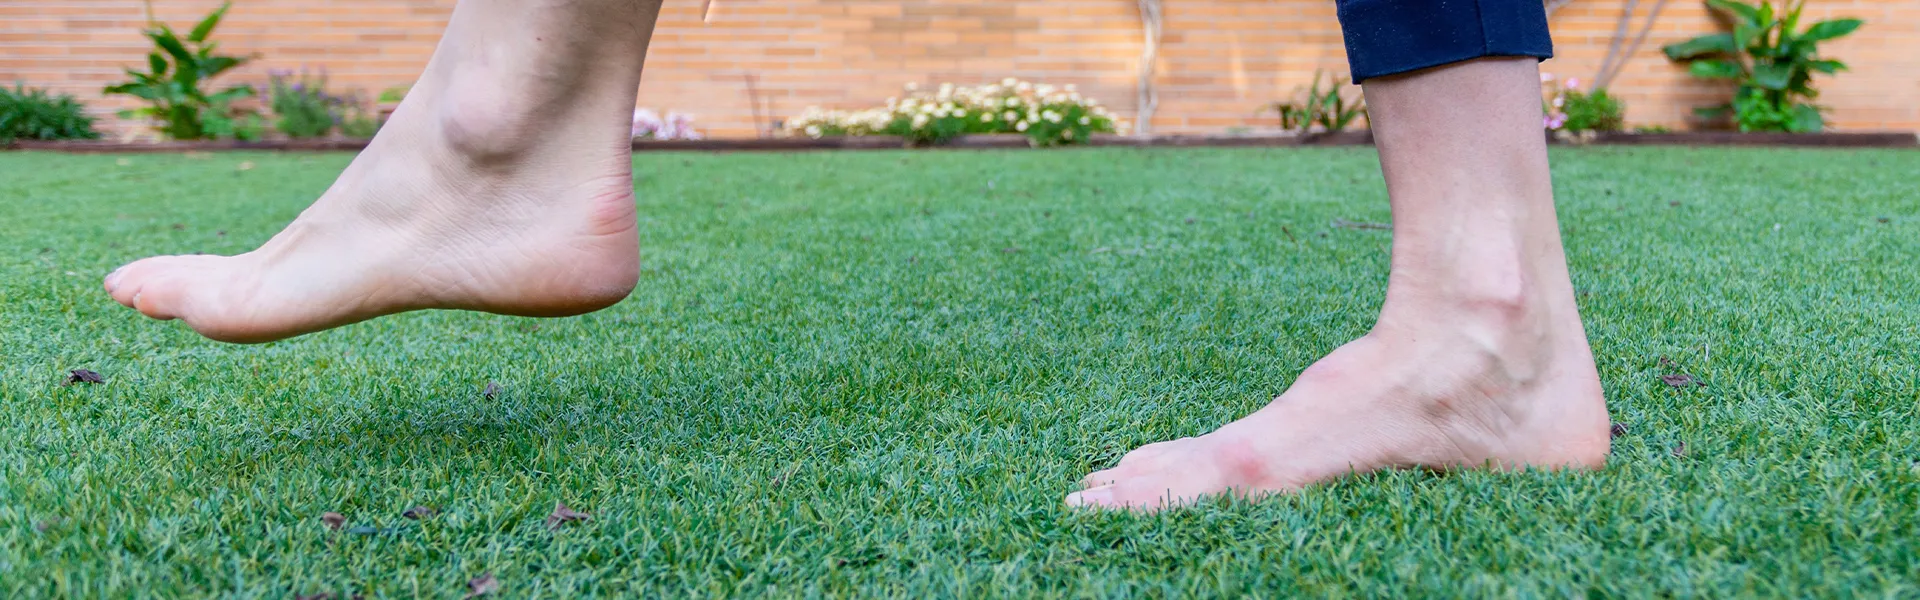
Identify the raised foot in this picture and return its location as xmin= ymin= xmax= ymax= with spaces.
xmin=103 ymin=129 xmax=640 ymax=344
xmin=1067 ymin=317 xmax=1611 ymax=511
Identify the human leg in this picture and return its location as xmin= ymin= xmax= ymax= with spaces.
xmin=104 ymin=0 xmax=662 ymax=343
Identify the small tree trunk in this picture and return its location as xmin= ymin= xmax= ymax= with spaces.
xmin=1135 ymin=0 xmax=1163 ymax=135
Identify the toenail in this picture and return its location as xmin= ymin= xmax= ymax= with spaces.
xmin=1066 ymin=486 xmax=1115 ymax=508
xmin=105 ymin=270 xmax=124 ymax=290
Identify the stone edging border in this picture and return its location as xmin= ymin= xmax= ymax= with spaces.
xmin=6 ymin=131 xmax=1914 ymax=153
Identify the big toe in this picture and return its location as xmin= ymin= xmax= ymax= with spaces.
xmin=1065 ymin=480 xmax=1183 ymax=511
xmin=105 ymin=255 xmax=225 ymax=321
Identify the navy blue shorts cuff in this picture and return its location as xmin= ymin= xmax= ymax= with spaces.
xmin=1337 ymin=0 xmax=1554 ymax=83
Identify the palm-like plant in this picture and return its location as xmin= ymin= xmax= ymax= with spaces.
xmin=103 ymin=3 xmax=260 ymax=140
xmin=1662 ymin=0 xmax=1861 ymax=132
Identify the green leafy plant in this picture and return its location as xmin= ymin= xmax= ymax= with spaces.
xmin=339 ymin=107 xmax=380 ymax=139
xmin=376 ymin=86 xmax=409 ymax=104
xmin=1543 ymin=76 xmax=1627 ymax=132
xmin=1267 ymin=71 xmax=1366 ymax=134
xmin=1662 ymin=0 xmax=1861 ymax=132
xmin=103 ymin=2 xmax=262 ymax=140
xmin=1 ymin=83 xmax=101 ymax=143
xmin=1562 ymin=89 xmax=1626 ymax=132
xmin=267 ymin=71 xmax=341 ymax=139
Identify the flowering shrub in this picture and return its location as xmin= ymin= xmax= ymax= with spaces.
xmin=263 ymin=69 xmax=383 ymax=139
xmin=786 ymin=79 xmax=1124 ymax=146
xmin=1541 ymin=74 xmax=1625 ymax=133
xmin=632 ymin=109 xmax=701 ymax=140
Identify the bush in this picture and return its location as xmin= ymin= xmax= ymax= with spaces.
xmin=338 ymin=108 xmax=380 ymax=139
xmin=1662 ymin=0 xmax=1861 ymax=132
xmin=1542 ymin=76 xmax=1626 ymax=132
xmin=1 ymin=83 xmax=100 ymax=143
xmin=787 ymin=79 xmax=1123 ymax=147
xmin=102 ymin=2 xmax=262 ymax=140
xmin=267 ymin=71 xmax=345 ymax=139
xmin=264 ymin=70 xmax=385 ymax=139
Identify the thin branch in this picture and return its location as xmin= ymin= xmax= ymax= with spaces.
xmin=744 ymin=73 xmax=767 ymax=139
xmin=1134 ymin=0 xmax=1162 ymax=135
xmin=1596 ymin=0 xmax=1641 ymax=89
xmin=1597 ymin=0 xmax=1671 ymax=89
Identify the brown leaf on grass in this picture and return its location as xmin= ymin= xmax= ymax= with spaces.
xmin=295 ymin=593 xmax=334 ymax=600
xmin=481 ymin=381 xmax=502 ymax=400
xmin=1669 ymin=201 xmax=1681 ymax=207
xmin=34 ymin=517 xmax=60 ymax=532
xmin=1876 ymin=217 xmax=1890 ymax=223
xmin=171 ymin=223 xmax=186 ymax=230
xmin=402 ymin=506 xmax=438 ymax=520
xmin=321 ymin=512 xmax=345 ymax=531
xmin=65 ymin=369 xmax=105 ymax=385
xmin=465 ymin=573 xmax=499 ymax=598
xmin=1671 ymin=442 xmax=1688 ymax=458
xmin=1660 ymin=373 xmax=1703 ymax=388
xmin=1609 ymin=423 xmax=1629 ymax=439
xmin=545 ymin=502 xmax=591 ymax=530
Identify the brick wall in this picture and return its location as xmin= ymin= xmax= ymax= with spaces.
xmin=3 ymin=0 xmax=1914 ymax=139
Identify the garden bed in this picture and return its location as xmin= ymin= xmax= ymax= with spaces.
xmin=6 ymin=130 xmax=1912 ymax=153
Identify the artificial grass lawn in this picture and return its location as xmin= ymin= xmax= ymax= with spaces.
xmin=1 ymin=146 xmax=1917 ymax=597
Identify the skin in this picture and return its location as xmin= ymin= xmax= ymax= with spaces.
xmin=1068 ymin=58 xmax=1610 ymax=510
xmin=103 ymin=0 xmax=1609 ymax=510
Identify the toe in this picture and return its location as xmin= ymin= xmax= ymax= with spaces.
xmin=1064 ymin=485 xmax=1117 ymax=508
xmin=106 ymin=259 xmax=166 ymax=308
xmin=1120 ymin=438 xmax=1188 ymax=463
xmin=1065 ymin=481 xmax=1180 ymax=511
xmin=1080 ymin=468 xmax=1122 ymax=490
xmin=1079 ymin=437 xmax=1191 ymax=489
xmin=107 ymin=256 xmax=217 ymax=321
xmin=131 ymin=274 xmax=193 ymax=321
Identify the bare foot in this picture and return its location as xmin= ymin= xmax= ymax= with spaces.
xmin=1067 ymin=58 xmax=1612 ymax=511
xmin=1066 ymin=293 xmax=1611 ymax=511
xmin=103 ymin=0 xmax=656 ymax=343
